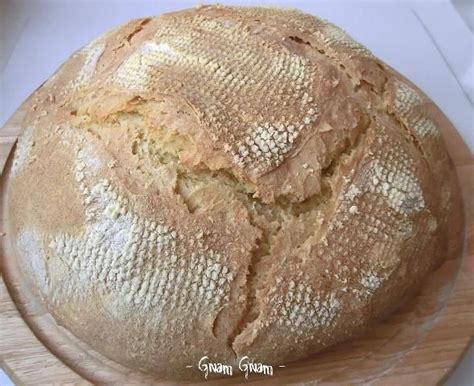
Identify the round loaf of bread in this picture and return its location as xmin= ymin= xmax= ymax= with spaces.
xmin=7 ymin=5 xmax=460 ymax=381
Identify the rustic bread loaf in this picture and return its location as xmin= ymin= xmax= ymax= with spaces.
xmin=8 ymin=5 xmax=460 ymax=380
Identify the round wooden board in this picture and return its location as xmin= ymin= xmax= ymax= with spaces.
xmin=0 ymin=91 xmax=472 ymax=385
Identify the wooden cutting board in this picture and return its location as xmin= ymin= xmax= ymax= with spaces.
xmin=0 ymin=90 xmax=472 ymax=385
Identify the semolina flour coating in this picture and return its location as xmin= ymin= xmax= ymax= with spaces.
xmin=8 ymin=5 xmax=459 ymax=380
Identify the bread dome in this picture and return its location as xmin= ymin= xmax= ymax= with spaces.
xmin=8 ymin=5 xmax=459 ymax=380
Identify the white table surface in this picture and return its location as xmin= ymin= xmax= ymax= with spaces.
xmin=0 ymin=1 xmax=472 ymax=385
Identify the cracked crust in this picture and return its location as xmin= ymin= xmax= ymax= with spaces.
xmin=7 ymin=5 xmax=460 ymax=381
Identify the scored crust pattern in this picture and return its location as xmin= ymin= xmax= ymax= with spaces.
xmin=7 ymin=5 xmax=457 ymax=380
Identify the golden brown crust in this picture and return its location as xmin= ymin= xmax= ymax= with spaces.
xmin=7 ymin=5 xmax=459 ymax=380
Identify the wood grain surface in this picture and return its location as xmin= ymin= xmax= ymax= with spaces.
xmin=0 ymin=91 xmax=472 ymax=385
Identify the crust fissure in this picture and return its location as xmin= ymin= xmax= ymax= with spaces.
xmin=288 ymin=28 xmax=431 ymax=167
xmin=125 ymin=18 xmax=152 ymax=43
xmin=229 ymin=111 xmax=373 ymax=353
xmin=227 ymin=218 xmax=271 ymax=357
xmin=381 ymin=80 xmax=431 ymax=164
